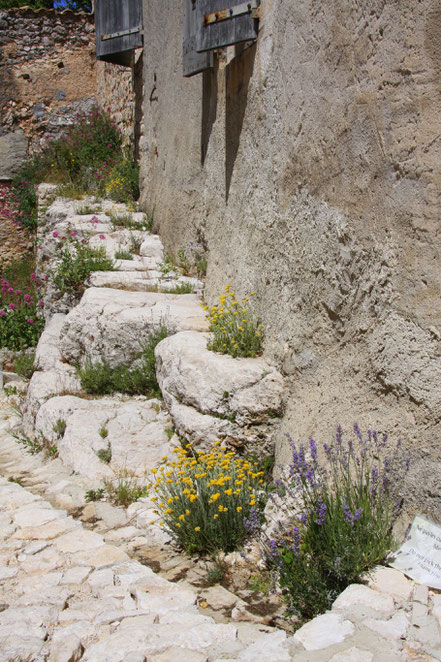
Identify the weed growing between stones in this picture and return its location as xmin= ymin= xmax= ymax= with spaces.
xmin=114 ymin=247 xmax=134 ymax=261
xmin=12 ymin=431 xmax=57 ymax=458
xmin=52 ymin=418 xmax=66 ymax=439
xmin=109 ymin=212 xmax=150 ymax=231
xmin=97 ymin=444 xmax=112 ymax=464
xmin=254 ymin=425 xmax=410 ymax=622
xmin=85 ymin=470 xmax=147 ymax=507
xmin=77 ymin=325 xmax=168 ymax=396
xmin=0 ymin=269 xmax=45 ymax=350
xmin=160 ymin=282 xmax=193 ymax=295
xmin=50 ymin=232 xmax=115 ymax=298
xmin=148 ymin=441 xmax=267 ymax=554
xmin=13 ymin=349 xmax=39 ymax=379
xmin=204 ymin=285 xmax=263 ymax=358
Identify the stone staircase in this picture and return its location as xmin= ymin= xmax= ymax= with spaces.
xmin=0 ymin=188 xmax=440 ymax=661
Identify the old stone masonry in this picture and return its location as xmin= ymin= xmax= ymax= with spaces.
xmin=0 ymin=186 xmax=440 ymax=661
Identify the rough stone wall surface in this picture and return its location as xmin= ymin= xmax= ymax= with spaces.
xmin=96 ymin=52 xmax=143 ymax=151
xmin=0 ymin=7 xmax=97 ymax=156
xmin=139 ymin=0 xmax=441 ymax=522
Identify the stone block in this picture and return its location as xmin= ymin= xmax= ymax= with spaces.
xmin=0 ymin=129 xmax=28 ymax=179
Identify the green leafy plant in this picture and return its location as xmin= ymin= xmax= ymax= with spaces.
xmin=77 ymin=325 xmax=168 ymax=396
xmin=52 ymin=418 xmax=66 ymax=439
xmin=13 ymin=432 xmax=43 ymax=455
xmin=129 ymin=232 xmax=143 ymax=255
xmin=205 ymin=285 xmax=263 ymax=358
xmin=104 ymin=469 xmax=148 ymax=507
xmin=50 ymin=234 xmax=115 ymax=298
xmin=75 ymin=203 xmax=100 ymax=215
xmin=160 ymin=282 xmax=193 ymax=295
xmin=158 ymin=255 xmax=180 ymax=279
xmin=0 ymin=268 xmax=45 ymax=350
xmin=104 ymin=156 xmax=139 ymax=204
xmin=257 ymin=425 xmax=410 ymax=621
xmin=14 ymin=349 xmax=39 ymax=379
xmin=85 ymin=488 xmax=105 ymax=502
xmin=99 ymin=426 xmax=109 ymax=439
xmin=109 ymin=212 xmax=147 ymax=231
xmin=148 ymin=442 xmax=267 ymax=554
xmin=114 ymin=247 xmax=134 ymax=260
xmin=97 ymin=444 xmax=112 ymax=464
xmin=7 ymin=476 xmax=24 ymax=486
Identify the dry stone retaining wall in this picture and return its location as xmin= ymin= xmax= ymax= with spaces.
xmin=0 ymin=7 xmax=97 ymax=171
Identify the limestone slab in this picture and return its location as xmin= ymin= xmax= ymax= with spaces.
xmin=293 ymin=612 xmax=355 ymax=651
xmin=59 ymin=288 xmax=208 ymax=366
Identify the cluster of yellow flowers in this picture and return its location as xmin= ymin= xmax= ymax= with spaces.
xmin=203 ymin=285 xmax=263 ymax=358
xmin=148 ymin=441 xmax=265 ymax=553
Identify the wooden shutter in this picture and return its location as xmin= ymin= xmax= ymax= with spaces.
xmin=195 ymin=0 xmax=260 ymax=53
xmin=183 ymin=0 xmax=213 ymax=77
xmin=95 ymin=0 xmax=143 ymax=67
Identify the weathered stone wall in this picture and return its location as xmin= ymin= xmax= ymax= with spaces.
xmin=96 ymin=51 xmax=144 ymax=152
xmin=139 ymin=0 xmax=441 ymax=522
xmin=0 ymin=6 xmax=96 ymax=174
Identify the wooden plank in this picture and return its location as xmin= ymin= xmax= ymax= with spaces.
xmin=196 ymin=0 xmax=259 ymax=52
xmin=183 ymin=0 xmax=213 ymax=77
xmin=95 ymin=0 xmax=143 ymax=66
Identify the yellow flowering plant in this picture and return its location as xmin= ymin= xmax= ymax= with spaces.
xmin=147 ymin=442 xmax=267 ymax=553
xmin=204 ymin=285 xmax=263 ymax=358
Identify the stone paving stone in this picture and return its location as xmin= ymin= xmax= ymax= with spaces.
xmin=293 ymin=612 xmax=355 ymax=651
xmin=332 ymin=583 xmax=395 ymax=613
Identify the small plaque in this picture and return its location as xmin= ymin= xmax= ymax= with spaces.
xmin=389 ymin=515 xmax=441 ymax=589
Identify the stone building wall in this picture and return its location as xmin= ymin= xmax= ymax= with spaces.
xmin=0 ymin=6 xmax=98 ymax=176
xmin=139 ymin=0 xmax=441 ymax=523
xmin=96 ymin=51 xmax=143 ymax=153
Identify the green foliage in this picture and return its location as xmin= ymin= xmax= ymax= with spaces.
xmin=158 ymin=255 xmax=180 ymax=279
xmin=12 ymin=107 xmax=139 ymax=225
xmin=51 ymin=235 xmax=115 ymax=298
xmin=52 ymin=418 xmax=66 ymax=439
xmin=97 ymin=444 xmax=112 ymax=464
xmin=0 ymin=267 xmax=45 ymax=350
xmin=148 ymin=442 xmax=266 ymax=554
xmin=77 ymin=325 xmax=168 ymax=397
xmin=104 ymin=157 xmax=139 ymax=204
xmin=160 ymin=282 xmax=193 ymax=295
xmin=114 ymin=247 xmax=134 ymax=260
xmin=262 ymin=426 xmax=410 ymax=621
xmin=85 ymin=488 xmax=105 ymax=502
xmin=10 ymin=175 xmax=38 ymax=231
xmin=205 ymin=286 xmax=263 ymax=358
xmin=7 ymin=476 xmax=24 ymax=487
xmin=99 ymin=426 xmax=109 ymax=439
xmin=104 ymin=470 xmax=147 ymax=507
xmin=13 ymin=432 xmax=43 ymax=455
xmin=14 ymin=349 xmax=39 ymax=379
xmin=109 ymin=212 xmax=148 ymax=231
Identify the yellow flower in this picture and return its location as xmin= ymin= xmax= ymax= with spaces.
xmin=194 ymin=526 xmax=201 ymax=532
xmin=179 ymin=514 xmax=185 ymax=521
xmin=236 ymin=507 xmax=242 ymax=512
xmin=186 ymin=509 xmax=190 ymax=516
xmin=214 ymin=514 xmax=219 ymax=520
xmin=151 ymin=468 xmax=158 ymax=474
xmin=250 ymin=500 xmax=256 ymax=506
xmin=165 ymin=508 xmax=172 ymax=515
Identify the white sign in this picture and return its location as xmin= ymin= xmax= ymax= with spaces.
xmin=389 ymin=515 xmax=441 ymax=589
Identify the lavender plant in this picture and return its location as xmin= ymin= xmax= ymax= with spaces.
xmin=254 ymin=424 xmax=410 ymax=621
